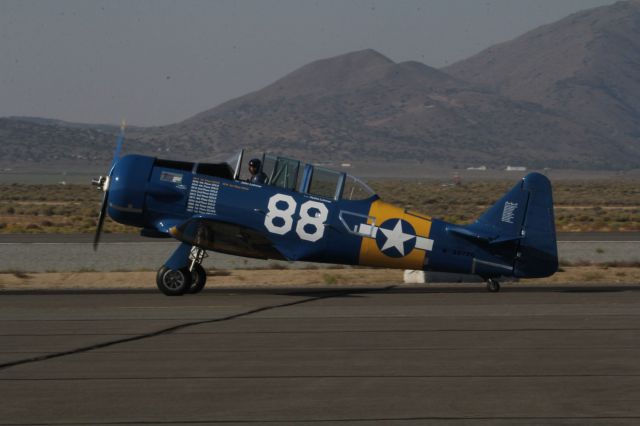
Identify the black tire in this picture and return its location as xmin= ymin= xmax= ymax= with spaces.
xmin=486 ymin=279 xmax=501 ymax=293
xmin=188 ymin=263 xmax=207 ymax=294
xmin=156 ymin=265 xmax=192 ymax=296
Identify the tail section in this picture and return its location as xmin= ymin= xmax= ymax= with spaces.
xmin=468 ymin=172 xmax=558 ymax=278
xmin=514 ymin=173 xmax=558 ymax=277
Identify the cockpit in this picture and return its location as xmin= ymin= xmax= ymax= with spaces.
xmin=257 ymin=153 xmax=376 ymax=201
xmin=181 ymin=149 xmax=377 ymax=201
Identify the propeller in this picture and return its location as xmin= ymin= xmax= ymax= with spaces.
xmin=92 ymin=120 xmax=126 ymax=251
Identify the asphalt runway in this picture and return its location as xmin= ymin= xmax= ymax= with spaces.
xmin=1 ymin=286 xmax=640 ymax=425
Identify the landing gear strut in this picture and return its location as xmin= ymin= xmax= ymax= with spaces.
xmin=486 ymin=278 xmax=501 ymax=293
xmin=188 ymin=247 xmax=207 ymax=294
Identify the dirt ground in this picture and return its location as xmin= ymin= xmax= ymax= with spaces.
xmin=0 ymin=266 xmax=638 ymax=291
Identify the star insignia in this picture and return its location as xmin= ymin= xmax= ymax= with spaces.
xmin=379 ymin=220 xmax=415 ymax=256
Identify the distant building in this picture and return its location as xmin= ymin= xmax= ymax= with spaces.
xmin=505 ymin=166 xmax=527 ymax=171
xmin=466 ymin=165 xmax=487 ymax=171
xmin=341 ymin=163 xmax=352 ymax=168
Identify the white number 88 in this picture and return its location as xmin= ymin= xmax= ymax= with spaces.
xmin=264 ymin=195 xmax=328 ymax=242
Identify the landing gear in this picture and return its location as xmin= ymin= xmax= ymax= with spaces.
xmin=156 ymin=244 xmax=209 ymax=296
xmin=188 ymin=263 xmax=207 ymax=294
xmin=156 ymin=265 xmax=192 ymax=296
xmin=187 ymin=247 xmax=208 ymax=294
xmin=486 ymin=278 xmax=501 ymax=293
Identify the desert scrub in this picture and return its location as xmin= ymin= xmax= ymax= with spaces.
xmin=1 ymin=180 xmax=638 ymax=233
xmin=322 ymin=273 xmax=338 ymax=285
xmin=581 ymin=271 xmax=606 ymax=281
xmin=370 ymin=179 xmax=640 ymax=232
xmin=0 ymin=183 xmax=134 ymax=234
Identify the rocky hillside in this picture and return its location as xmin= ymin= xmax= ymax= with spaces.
xmin=0 ymin=118 xmax=153 ymax=166
xmin=2 ymin=1 xmax=640 ymax=170
xmin=445 ymin=0 xmax=640 ymax=164
xmin=135 ymin=49 xmax=610 ymax=168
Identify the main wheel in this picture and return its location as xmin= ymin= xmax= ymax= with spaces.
xmin=188 ymin=263 xmax=207 ymax=294
xmin=486 ymin=278 xmax=501 ymax=293
xmin=156 ymin=265 xmax=192 ymax=296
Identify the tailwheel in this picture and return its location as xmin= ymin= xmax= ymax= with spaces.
xmin=156 ymin=265 xmax=192 ymax=296
xmin=188 ymin=263 xmax=207 ymax=294
xmin=486 ymin=278 xmax=501 ymax=293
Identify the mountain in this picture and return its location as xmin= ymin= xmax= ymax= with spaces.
xmin=0 ymin=117 xmax=153 ymax=166
xmin=445 ymin=0 xmax=640 ymax=163
xmin=3 ymin=1 xmax=640 ymax=170
xmin=7 ymin=116 xmax=144 ymax=133
xmin=134 ymin=49 xmax=610 ymax=168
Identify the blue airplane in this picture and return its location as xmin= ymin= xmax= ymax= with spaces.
xmin=93 ymin=126 xmax=558 ymax=295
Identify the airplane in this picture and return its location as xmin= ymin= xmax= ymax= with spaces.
xmin=93 ymin=125 xmax=558 ymax=295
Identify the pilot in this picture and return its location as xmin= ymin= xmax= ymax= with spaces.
xmin=248 ymin=158 xmax=267 ymax=184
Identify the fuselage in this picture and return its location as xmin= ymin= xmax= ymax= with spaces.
xmin=107 ymin=154 xmax=557 ymax=279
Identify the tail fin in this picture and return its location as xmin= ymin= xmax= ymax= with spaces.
xmin=470 ymin=172 xmax=558 ymax=278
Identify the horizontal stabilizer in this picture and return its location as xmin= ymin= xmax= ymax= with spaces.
xmin=445 ymin=225 xmax=494 ymax=243
xmin=446 ymin=225 xmax=523 ymax=245
xmin=490 ymin=235 xmax=524 ymax=245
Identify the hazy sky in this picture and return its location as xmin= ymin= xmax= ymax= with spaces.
xmin=0 ymin=0 xmax=617 ymax=126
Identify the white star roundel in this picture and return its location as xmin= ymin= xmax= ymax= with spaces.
xmin=375 ymin=219 xmax=416 ymax=258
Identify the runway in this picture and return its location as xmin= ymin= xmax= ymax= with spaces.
xmin=1 ymin=286 xmax=640 ymax=424
xmin=2 ymin=233 xmax=640 ymax=272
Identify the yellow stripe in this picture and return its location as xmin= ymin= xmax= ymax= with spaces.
xmin=359 ymin=200 xmax=432 ymax=269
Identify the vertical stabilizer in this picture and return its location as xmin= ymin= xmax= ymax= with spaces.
xmin=468 ymin=172 xmax=558 ymax=278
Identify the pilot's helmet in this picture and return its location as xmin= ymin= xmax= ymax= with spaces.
xmin=249 ymin=158 xmax=261 ymax=170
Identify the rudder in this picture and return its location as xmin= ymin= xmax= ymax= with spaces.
xmin=514 ymin=173 xmax=558 ymax=278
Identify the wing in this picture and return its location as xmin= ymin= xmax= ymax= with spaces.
xmin=168 ymin=216 xmax=286 ymax=260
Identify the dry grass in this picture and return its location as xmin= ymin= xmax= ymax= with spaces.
xmin=372 ymin=179 xmax=640 ymax=231
xmin=0 ymin=266 xmax=638 ymax=291
xmin=0 ymin=180 xmax=638 ymax=233
xmin=526 ymin=266 xmax=640 ymax=285
xmin=0 ymin=268 xmax=402 ymax=290
xmin=0 ymin=184 xmax=132 ymax=233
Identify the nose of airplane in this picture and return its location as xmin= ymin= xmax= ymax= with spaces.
xmin=107 ymin=154 xmax=155 ymax=227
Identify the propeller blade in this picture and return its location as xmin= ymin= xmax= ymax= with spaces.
xmin=109 ymin=119 xmax=126 ymax=172
xmin=93 ymin=191 xmax=109 ymax=251
xmin=94 ymin=119 xmax=125 ymax=251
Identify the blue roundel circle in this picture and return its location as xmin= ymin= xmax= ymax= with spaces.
xmin=374 ymin=219 xmax=417 ymax=258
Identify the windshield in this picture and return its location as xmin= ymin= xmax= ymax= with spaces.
xmin=224 ymin=149 xmax=244 ymax=179
xmin=342 ymin=174 xmax=376 ymax=200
